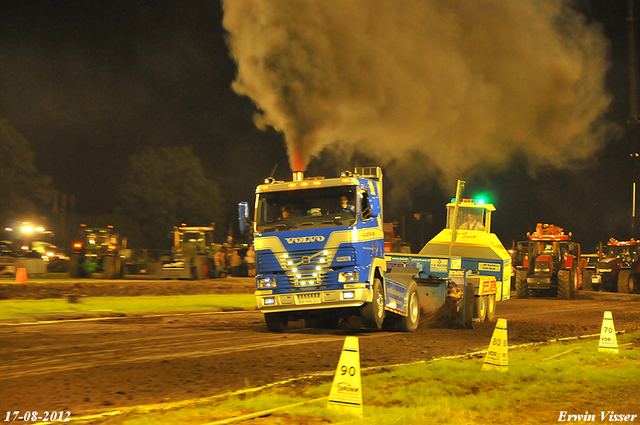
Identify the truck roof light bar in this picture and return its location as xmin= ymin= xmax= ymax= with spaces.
xmin=354 ymin=166 xmax=382 ymax=180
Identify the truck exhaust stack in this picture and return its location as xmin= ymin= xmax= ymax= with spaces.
xmin=292 ymin=171 xmax=304 ymax=181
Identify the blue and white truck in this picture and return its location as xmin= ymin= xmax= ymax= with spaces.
xmin=239 ymin=167 xmax=511 ymax=332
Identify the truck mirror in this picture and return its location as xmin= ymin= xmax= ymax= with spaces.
xmin=238 ymin=202 xmax=252 ymax=234
xmin=361 ymin=207 xmax=372 ymax=220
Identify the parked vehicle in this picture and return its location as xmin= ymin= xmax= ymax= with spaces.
xmin=158 ymin=225 xmax=216 ymax=279
xmin=592 ymin=239 xmax=640 ymax=293
xmin=69 ymin=225 xmax=124 ymax=278
xmin=31 ymin=241 xmax=70 ymax=272
xmin=514 ymin=224 xmax=581 ymax=300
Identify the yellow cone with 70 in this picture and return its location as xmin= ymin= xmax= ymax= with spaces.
xmin=328 ymin=336 xmax=363 ymax=417
xmin=598 ymin=311 xmax=619 ymax=354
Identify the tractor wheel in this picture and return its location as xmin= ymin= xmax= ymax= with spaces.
xmin=485 ymin=294 xmax=496 ymax=322
xmin=474 ymin=295 xmax=487 ymax=322
xmin=264 ymin=312 xmax=288 ymax=332
xmin=103 ymin=256 xmax=115 ymax=279
xmin=69 ymin=254 xmax=81 ymax=278
xmin=582 ymin=270 xmax=593 ymax=291
xmin=361 ymin=277 xmax=385 ymax=329
xmin=618 ymin=270 xmax=631 ymax=294
xmin=397 ymin=282 xmax=420 ymax=332
xmin=569 ymin=268 xmax=578 ymax=299
xmin=629 ymin=273 xmax=639 ymax=294
xmin=557 ymin=270 xmax=571 ymax=300
xmin=192 ymin=256 xmax=205 ymax=280
xmin=515 ymin=269 xmax=530 ymax=299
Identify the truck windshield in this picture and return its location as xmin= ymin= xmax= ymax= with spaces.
xmin=256 ymin=185 xmax=358 ymax=233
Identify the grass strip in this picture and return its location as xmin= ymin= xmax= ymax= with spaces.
xmin=0 ymin=294 xmax=257 ymax=321
xmin=72 ymin=330 xmax=640 ymax=425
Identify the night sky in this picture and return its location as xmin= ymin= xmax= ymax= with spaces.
xmin=0 ymin=0 xmax=636 ymax=252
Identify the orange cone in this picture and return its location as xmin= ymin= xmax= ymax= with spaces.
xmin=15 ymin=268 xmax=28 ymax=284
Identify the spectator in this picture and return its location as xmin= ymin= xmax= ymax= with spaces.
xmin=246 ymin=245 xmax=255 ymax=276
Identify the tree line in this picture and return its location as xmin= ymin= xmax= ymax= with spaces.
xmin=0 ymin=120 xmax=225 ymax=251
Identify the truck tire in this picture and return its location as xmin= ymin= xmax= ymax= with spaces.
xmin=361 ymin=277 xmax=385 ymax=329
xmin=485 ymin=294 xmax=496 ymax=322
xmin=515 ymin=269 xmax=530 ymax=299
xmin=618 ymin=270 xmax=631 ymax=294
xmin=474 ymin=295 xmax=487 ymax=321
xmin=557 ymin=270 xmax=571 ymax=300
xmin=264 ymin=312 xmax=288 ymax=332
xmin=397 ymin=282 xmax=420 ymax=332
xmin=103 ymin=256 xmax=115 ymax=279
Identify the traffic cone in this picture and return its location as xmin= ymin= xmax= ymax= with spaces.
xmin=15 ymin=268 xmax=28 ymax=284
xmin=598 ymin=311 xmax=619 ymax=354
xmin=482 ymin=318 xmax=508 ymax=372
xmin=328 ymin=336 xmax=363 ymax=417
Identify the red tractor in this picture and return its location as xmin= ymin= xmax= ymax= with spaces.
xmin=514 ymin=224 xmax=581 ymax=300
xmin=592 ymin=239 xmax=640 ymax=294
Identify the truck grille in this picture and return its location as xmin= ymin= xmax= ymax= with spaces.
xmin=257 ymin=247 xmax=354 ymax=288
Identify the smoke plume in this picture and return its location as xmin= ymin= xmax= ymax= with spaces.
xmin=222 ymin=0 xmax=611 ymax=179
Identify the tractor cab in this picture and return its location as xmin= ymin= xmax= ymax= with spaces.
xmin=445 ymin=199 xmax=493 ymax=232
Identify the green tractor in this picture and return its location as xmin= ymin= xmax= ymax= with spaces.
xmin=158 ymin=225 xmax=216 ymax=279
xmin=69 ymin=225 xmax=124 ymax=278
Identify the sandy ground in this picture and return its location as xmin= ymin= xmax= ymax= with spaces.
xmin=1 ymin=279 xmax=639 ymax=423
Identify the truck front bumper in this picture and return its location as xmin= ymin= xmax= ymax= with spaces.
xmin=256 ymin=286 xmax=371 ymax=313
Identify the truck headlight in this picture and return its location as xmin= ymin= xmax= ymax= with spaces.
xmin=598 ymin=269 xmax=612 ymax=273
xmin=258 ymin=277 xmax=276 ymax=288
xmin=338 ymin=271 xmax=358 ymax=282
xmin=263 ymin=297 xmax=276 ymax=305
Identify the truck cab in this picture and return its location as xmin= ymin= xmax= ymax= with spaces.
xmin=240 ymin=167 xmax=387 ymax=332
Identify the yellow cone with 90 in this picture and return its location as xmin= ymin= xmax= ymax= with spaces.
xmin=328 ymin=336 xmax=363 ymax=417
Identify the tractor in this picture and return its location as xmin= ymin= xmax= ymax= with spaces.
xmin=158 ymin=225 xmax=216 ymax=279
xmin=514 ymin=224 xmax=581 ymax=300
xmin=592 ymin=239 xmax=640 ymax=294
xmin=69 ymin=225 xmax=124 ymax=278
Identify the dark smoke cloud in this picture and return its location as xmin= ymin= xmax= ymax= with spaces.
xmin=222 ymin=0 xmax=612 ymax=182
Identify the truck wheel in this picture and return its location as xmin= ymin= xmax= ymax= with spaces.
xmin=485 ymin=294 xmax=496 ymax=322
xmin=515 ymin=269 xmax=530 ymax=299
xmin=474 ymin=296 xmax=487 ymax=321
xmin=618 ymin=270 xmax=631 ymax=294
xmin=397 ymin=283 xmax=420 ymax=332
xmin=264 ymin=312 xmax=288 ymax=332
xmin=361 ymin=277 xmax=385 ymax=329
xmin=557 ymin=270 xmax=571 ymax=300
xmin=103 ymin=256 xmax=115 ymax=279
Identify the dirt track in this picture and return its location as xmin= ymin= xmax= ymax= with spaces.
xmin=1 ymin=280 xmax=640 ymax=422
xmin=0 ymin=276 xmax=256 ymax=299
